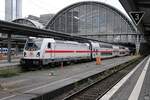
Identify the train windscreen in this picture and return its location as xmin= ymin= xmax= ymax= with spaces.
xmin=25 ymin=38 xmax=43 ymax=51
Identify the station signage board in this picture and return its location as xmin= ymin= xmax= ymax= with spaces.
xmin=129 ymin=11 xmax=145 ymax=26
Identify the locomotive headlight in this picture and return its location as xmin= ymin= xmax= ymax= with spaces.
xmin=36 ymin=52 xmax=40 ymax=57
xmin=24 ymin=52 xmax=26 ymax=57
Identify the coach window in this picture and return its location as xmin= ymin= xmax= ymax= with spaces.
xmin=47 ymin=43 xmax=51 ymax=48
xmin=96 ymin=49 xmax=98 ymax=55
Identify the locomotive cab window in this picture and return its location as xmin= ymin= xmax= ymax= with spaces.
xmin=47 ymin=43 xmax=51 ymax=48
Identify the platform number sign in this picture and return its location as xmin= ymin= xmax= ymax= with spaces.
xmin=129 ymin=11 xmax=145 ymax=26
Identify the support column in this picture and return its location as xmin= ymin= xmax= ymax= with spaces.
xmin=15 ymin=43 xmax=19 ymax=56
xmin=7 ymin=34 xmax=11 ymax=63
xmin=120 ymin=35 xmax=121 ymax=43
xmin=135 ymin=35 xmax=140 ymax=55
xmin=113 ymin=35 xmax=115 ymax=43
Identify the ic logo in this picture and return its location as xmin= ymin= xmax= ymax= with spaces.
xmin=30 ymin=52 xmax=33 ymax=56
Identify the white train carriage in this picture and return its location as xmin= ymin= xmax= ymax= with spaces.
xmin=124 ymin=47 xmax=130 ymax=55
xmin=119 ymin=46 xmax=128 ymax=56
xmin=112 ymin=45 xmax=120 ymax=57
xmin=20 ymin=38 xmax=91 ymax=66
xmin=99 ymin=42 xmax=114 ymax=59
xmin=90 ymin=41 xmax=101 ymax=59
xmin=90 ymin=41 xmax=115 ymax=59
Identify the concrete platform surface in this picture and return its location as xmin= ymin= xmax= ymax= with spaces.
xmin=100 ymin=56 xmax=150 ymax=100
xmin=0 ymin=56 xmax=137 ymax=100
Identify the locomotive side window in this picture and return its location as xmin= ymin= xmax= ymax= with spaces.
xmin=99 ymin=44 xmax=112 ymax=49
xmin=47 ymin=43 xmax=51 ymax=48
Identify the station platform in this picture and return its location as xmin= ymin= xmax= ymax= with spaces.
xmin=0 ymin=59 xmax=20 ymax=70
xmin=100 ymin=56 xmax=150 ymax=100
xmin=0 ymin=55 xmax=22 ymax=69
xmin=0 ymin=56 xmax=137 ymax=100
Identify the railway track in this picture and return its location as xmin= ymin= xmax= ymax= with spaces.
xmin=50 ymin=57 xmax=143 ymax=100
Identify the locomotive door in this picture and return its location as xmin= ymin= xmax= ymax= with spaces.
xmin=47 ymin=42 xmax=52 ymax=58
xmin=51 ymin=43 xmax=55 ymax=59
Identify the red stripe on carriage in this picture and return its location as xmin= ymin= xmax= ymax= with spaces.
xmin=45 ymin=50 xmax=113 ymax=53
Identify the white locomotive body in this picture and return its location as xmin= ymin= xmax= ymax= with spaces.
xmin=20 ymin=38 xmax=91 ymax=65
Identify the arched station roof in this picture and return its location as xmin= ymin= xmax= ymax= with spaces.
xmin=12 ymin=18 xmax=44 ymax=29
xmin=46 ymin=1 xmax=136 ymax=32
